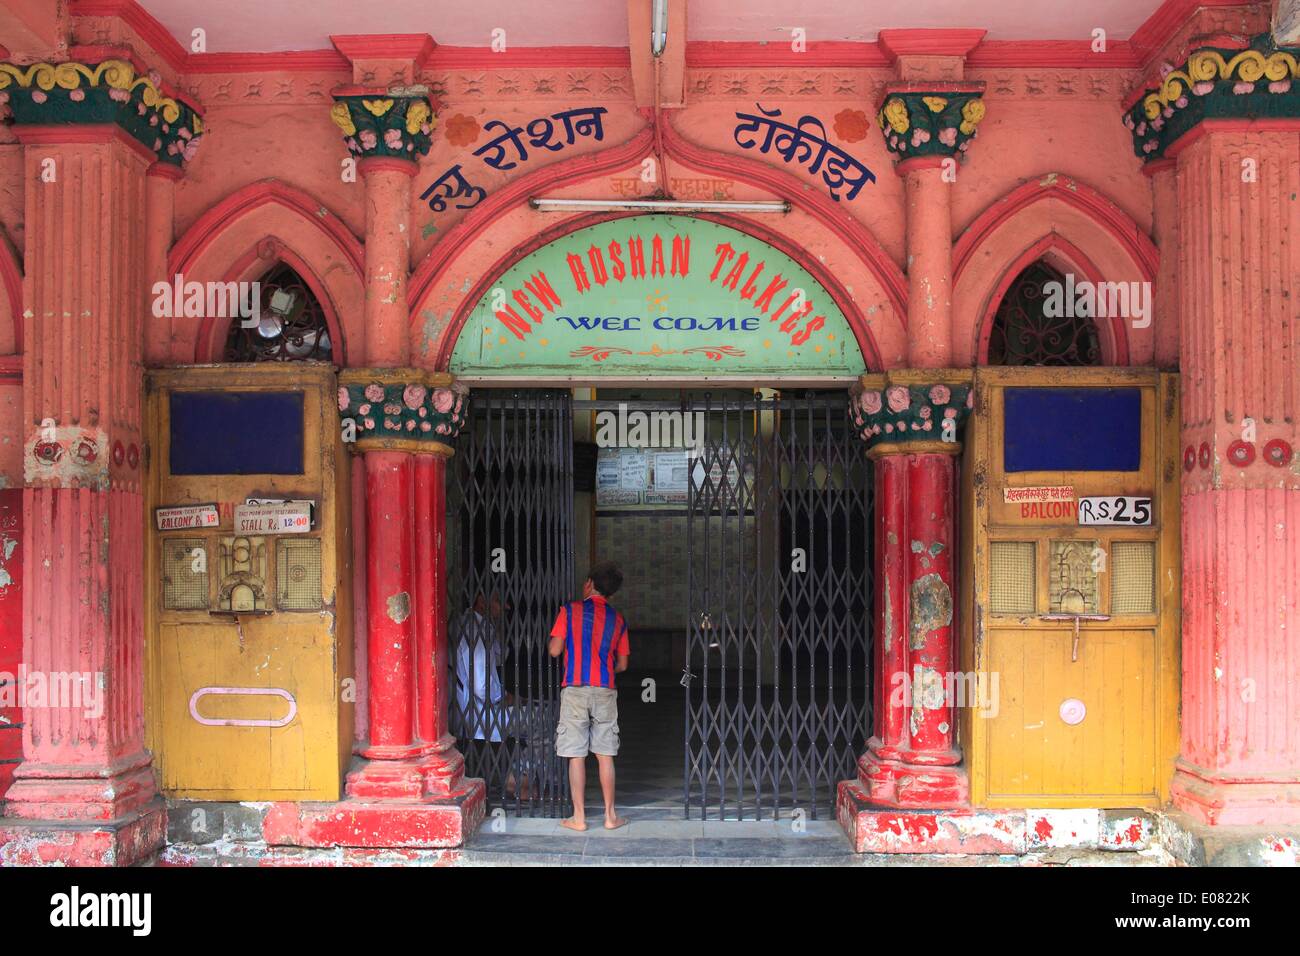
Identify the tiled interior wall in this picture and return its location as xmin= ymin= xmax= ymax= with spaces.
xmin=594 ymin=511 xmax=757 ymax=670
xmin=595 ymin=512 xmax=690 ymax=630
xmin=594 ymin=512 xmax=756 ymax=628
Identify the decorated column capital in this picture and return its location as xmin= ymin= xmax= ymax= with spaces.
xmin=330 ymin=88 xmax=438 ymax=162
xmin=0 ymin=59 xmax=204 ymax=168
xmin=1124 ymin=32 xmax=1300 ymax=162
xmin=338 ymin=368 xmax=468 ymax=454
xmin=876 ymin=84 xmax=985 ymax=166
xmin=849 ymin=370 xmax=974 ymax=453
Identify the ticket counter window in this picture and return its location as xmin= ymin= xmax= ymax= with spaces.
xmin=960 ymin=369 xmax=1179 ymax=809
xmin=145 ymin=364 xmax=352 ymax=801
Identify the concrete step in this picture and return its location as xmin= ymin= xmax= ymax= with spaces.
xmin=456 ymin=806 xmax=1173 ymax=867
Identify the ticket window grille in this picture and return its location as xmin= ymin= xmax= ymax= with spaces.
xmin=989 ymin=541 xmax=1035 ymax=615
xmin=988 ymin=260 xmax=1103 ymax=367
xmin=162 ymin=537 xmax=209 ymax=611
xmin=1110 ymin=540 xmax=1156 ymax=615
xmin=278 ymin=538 xmax=324 ymax=611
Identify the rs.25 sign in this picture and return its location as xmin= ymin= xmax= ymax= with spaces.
xmin=1078 ymin=495 xmax=1152 ymax=525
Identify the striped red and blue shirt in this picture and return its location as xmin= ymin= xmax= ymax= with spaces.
xmin=550 ymin=595 xmax=630 ymax=689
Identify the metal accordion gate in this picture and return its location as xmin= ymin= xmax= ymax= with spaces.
xmin=683 ymin=391 xmax=872 ymax=820
xmin=447 ymin=389 xmax=575 ymax=817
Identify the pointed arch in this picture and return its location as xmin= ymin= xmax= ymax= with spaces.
xmin=953 ymin=176 xmax=1158 ymax=367
xmin=166 ymin=180 xmax=365 ymax=364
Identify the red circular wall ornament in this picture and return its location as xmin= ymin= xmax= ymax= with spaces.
xmin=33 ymin=440 xmax=62 ymax=465
xmin=1263 ymin=439 xmax=1293 ymax=467
xmin=112 ymin=440 xmax=125 ymax=466
xmin=1183 ymin=445 xmax=1196 ymax=472
xmin=127 ymin=444 xmax=140 ymax=469
xmin=1198 ymin=441 xmax=1212 ymax=469
xmin=74 ymin=438 xmax=98 ymax=464
xmin=1226 ymin=440 xmax=1255 ymax=467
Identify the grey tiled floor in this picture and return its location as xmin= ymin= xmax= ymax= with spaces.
xmin=465 ymin=804 xmax=860 ymax=864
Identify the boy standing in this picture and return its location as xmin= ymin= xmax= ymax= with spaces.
xmin=548 ymin=562 xmax=630 ymax=831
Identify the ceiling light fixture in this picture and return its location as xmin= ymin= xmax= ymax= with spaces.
xmin=651 ymin=0 xmax=669 ymax=57
xmin=529 ymin=198 xmax=789 ymax=214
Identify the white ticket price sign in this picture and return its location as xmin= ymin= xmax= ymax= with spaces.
xmin=234 ymin=502 xmax=313 ymax=534
xmin=155 ymin=504 xmax=220 ymax=531
xmin=1078 ymin=495 xmax=1153 ymax=526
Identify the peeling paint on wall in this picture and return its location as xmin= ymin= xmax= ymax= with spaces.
xmin=910 ymin=665 xmax=946 ymax=736
xmin=387 ymin=591 xmax=411 ymax=624
xmin=420 ymin=308 xmax=448 ymax=356
xmin=883 ymin=576 xmax=893 ymax=655
xmin=0 ymin=533 xmax=15 ymax=592
xmin=910 ymin=572 xmax=952 ymax=650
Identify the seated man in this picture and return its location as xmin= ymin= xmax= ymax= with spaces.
xmin=451 ymin=592 xmax=524 ymax=795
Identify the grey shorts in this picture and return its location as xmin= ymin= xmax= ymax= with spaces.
xmin=555 ymin=686 xmax=619 ymax=758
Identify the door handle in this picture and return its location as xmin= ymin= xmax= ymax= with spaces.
xmin=1039 ymin=613 xmax=1111 ymax=662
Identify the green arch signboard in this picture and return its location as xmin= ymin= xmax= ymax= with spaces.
xmin=450 ymin=214 xmax=867 ymax=377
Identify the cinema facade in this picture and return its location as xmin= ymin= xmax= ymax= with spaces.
xmin=0 ymin=0 xmax=1297 ymax=866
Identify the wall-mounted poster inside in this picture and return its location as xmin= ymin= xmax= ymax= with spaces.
xmin=596 ymin=446 xmax=694 ymax=508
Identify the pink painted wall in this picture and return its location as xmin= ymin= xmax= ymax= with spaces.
xmin=1171 ymin=127 xmax=1300 ymax=824
xmin=153 ymin=55 xmax=1161 ymax=372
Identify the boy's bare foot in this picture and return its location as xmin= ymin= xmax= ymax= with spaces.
xmin=561 ymin=817 xmax=587 ymax=832
xmin=604 ymin=815 xmax=628 ymax=830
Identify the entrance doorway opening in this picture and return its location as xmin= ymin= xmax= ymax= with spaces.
xmin=447 ymin=388 xmax=872 ymax=820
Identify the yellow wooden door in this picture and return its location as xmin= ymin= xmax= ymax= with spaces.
xmin=960 ymin=368 xmax=1179 ymax=808
xmin=145 ymin=364 xmax=353 ymax=800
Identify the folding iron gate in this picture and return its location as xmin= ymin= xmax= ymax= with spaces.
xmin=683 ymin=391 xmax=872 ymax=820
xmin=448 ymin=389 xmax=574 ymax=816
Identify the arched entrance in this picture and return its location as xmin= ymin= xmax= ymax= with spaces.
xmin=438 ymin=212 xmax=878 ymax=819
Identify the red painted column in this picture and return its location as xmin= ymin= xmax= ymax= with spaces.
xmin=901 ymin=452 xmax=960 ymax=763
xmin=265 ymin=371 xmax=483 ymax=844
xmin=360 ymin=450 xmax=419 ymax=759
xmin=1168 ymin=124 xmax=1300 ymax=825
xmin=412 ymin=455 xmax=438 ymax=749
xmin=872 ymin=454 xmax=909 ymax=756
xmin=859 ymin=445 xmax=966 ymax=804
xmin=415 ymin=453 xmax=464 ymax=794
xmin=0 ymin=125 xmax=167 ymax=866
xmin=842 ymin=376 xmax=973 ymax=812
